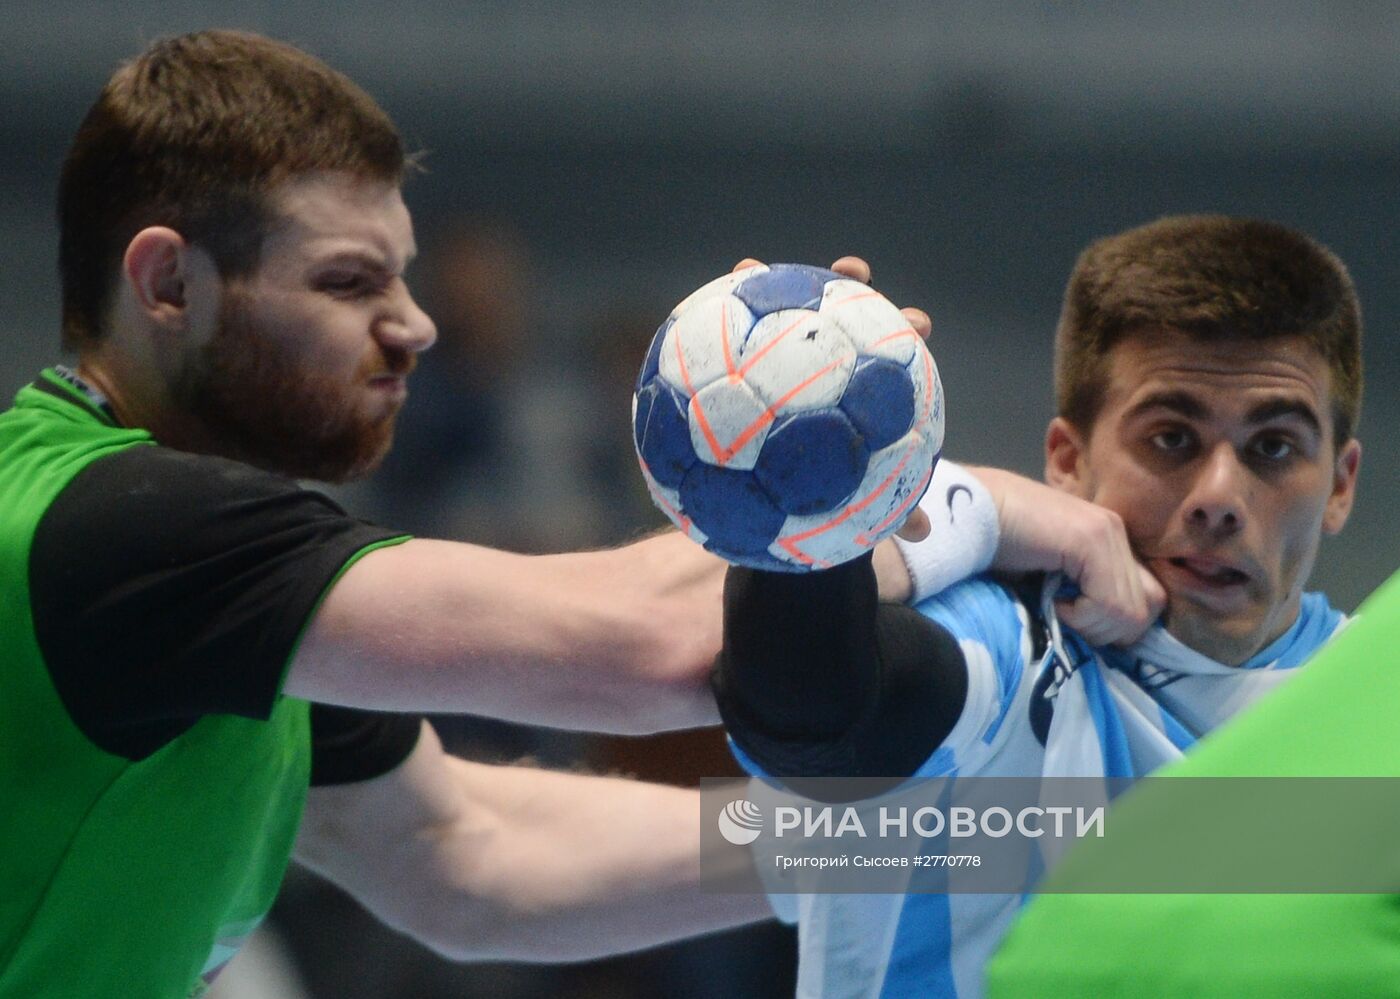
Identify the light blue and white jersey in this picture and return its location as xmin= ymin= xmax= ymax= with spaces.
xmin=733 ymin=573 xmax=1345 ymax=999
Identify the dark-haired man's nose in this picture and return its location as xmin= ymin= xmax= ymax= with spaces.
xmin=1183 ymin=442 xmax=1246 ymax=538
xmin=376 ymin=285 xmax=437 ymax=354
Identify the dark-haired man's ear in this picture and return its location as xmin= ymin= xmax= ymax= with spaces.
xmin=122 ymin=227 xmax=191 ymax=327
xmin=1322 ymin=438 xmax=1362 ymax=536
xmin=1044 ymin=417 xmax=1091 ymax=499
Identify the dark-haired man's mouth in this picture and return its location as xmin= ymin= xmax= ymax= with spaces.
xmin=1168 ymin=556 xmax=1249 ymax=588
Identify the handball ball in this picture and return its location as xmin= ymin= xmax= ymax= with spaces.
xmin=632 ymin=263 xmax=943 ymax=571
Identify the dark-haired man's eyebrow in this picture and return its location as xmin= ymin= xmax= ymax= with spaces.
xmin=314 ymin=248 xmax=413 ymax=278
xmin=1122 ymin=390 xmax=1209 ymax=423
xmin=1246 ymin=399 xmax=1321 ymax=435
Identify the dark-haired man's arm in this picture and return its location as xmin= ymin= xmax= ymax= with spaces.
xmin=295 ymin=721 xmax=772 ymax=962
xmin=883 ymin=464 xmax=1163 ymax=645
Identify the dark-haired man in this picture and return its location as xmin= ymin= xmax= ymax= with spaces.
xmin=716 ymin=214 xmax=1363 ymax=998
xmin=0 ymin=30 xmax=848 ymax=997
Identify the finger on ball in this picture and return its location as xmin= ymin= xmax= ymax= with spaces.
xmin=902 ymin=307 xmax=933 ymax=340
xmin=830 ymin=255 xmax=872 ymax=283
xmin=895 ymin=507 xmax=931 ymax=542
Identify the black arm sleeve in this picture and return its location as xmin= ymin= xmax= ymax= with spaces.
xmin=712 ymin=551 xmax=969 ymax=785
xmin=29 ymin=445 xmax=407 ymax=761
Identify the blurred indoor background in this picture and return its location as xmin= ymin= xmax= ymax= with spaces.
xmin=2 ymin=3 xmax=1397 ymax=997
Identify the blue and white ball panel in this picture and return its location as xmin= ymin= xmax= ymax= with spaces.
xmin=635 ymin=317 xmax=669 ymax=393
xmin=866 ymin=429 xmax=936 ymax=528
xmin=753 ymin=408 xmax=867 ymax=516
xmin=731 ymin=263 xmax=841 ymax=317
xmin=637 ymin=467 xmax=710 ymax=548
xmin=841 ymin=357 xmax=918 ymax=451
xmin=633 ymin=379 xmax=696 ymax=490
xmin=820 ymin=279 xmax=920 ymax=364
xmin=677 ymin=463 xmax=787 ymax=556
xmin=906 ymin=341 xmax=944 ymax=436
xmin=739 ymin=308 xmax=854 ymax=411
xmin=657 ymin=293 xmax=756 ymax=393
xmin=862 ymin=427 xmax=940 ymax=531
xmin=766 ymin=428 xmax=938 ymax=568
xmin=688 ymin=378 xmax=771 ymax=471
xmin=670 ymin=263 xmax=768 ymax=317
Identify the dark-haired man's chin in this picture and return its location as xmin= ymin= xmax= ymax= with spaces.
xmin=238 ymin=420 xmax=397 ymax=484
xmin=1162 ymin=602 xmax=1275 ymax=668
xmin=311 ymin=426 xmax=397 ymax=484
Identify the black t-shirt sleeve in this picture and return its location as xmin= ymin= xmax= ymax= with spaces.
xmin=29 ymin=445 xmax=407 ymax=760
xmin=712 ymin=552 xmax=969 ymax=788
xmin=309 ymin=704 xmax=424 ymax=786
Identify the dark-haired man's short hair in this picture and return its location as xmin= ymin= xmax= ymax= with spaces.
xmin=1055 ymin=215 xmax=1363 ymax=447
xmin=58 ymin=30 xmax=407 ymax=348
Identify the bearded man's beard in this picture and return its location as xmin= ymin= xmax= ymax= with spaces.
xmin=169 ymin=293 xmax=405 ymax=482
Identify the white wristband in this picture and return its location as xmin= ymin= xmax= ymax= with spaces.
xmin=893 ymin=459 xmax=1000 ymax=602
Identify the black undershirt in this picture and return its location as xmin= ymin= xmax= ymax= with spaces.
xmin=29 ymin=443 xmax=421 ymax=782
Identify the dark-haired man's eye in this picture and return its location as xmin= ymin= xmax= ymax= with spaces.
xmin=1150 ymin=429 xmax=1191 ymax=451
xmin=1252 ymin=436 xmax=1294 ymax=460
xmin=318 ymin=274 xmax=370 ymax=296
